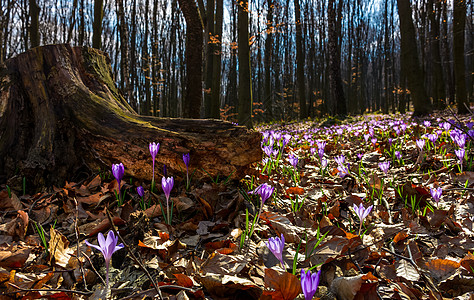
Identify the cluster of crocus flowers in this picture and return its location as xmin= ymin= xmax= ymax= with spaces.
xmin=85 ymin=231 xmax=124 ymax=293
xmin=353 ymin=203 xmax=373 ymax=235
xmin=162 ymin=176 xmax=174 ymax=225
xmin=112 ymin=163 xmax=125 ymax=205
xmin=301 ymin=269 xmax=321 ymax=300
xmin=266 ymin=233 xmax=285 ymax=269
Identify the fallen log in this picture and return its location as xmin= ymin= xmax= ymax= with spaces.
xmin=0 ymin=44 xmax=262 ymax=191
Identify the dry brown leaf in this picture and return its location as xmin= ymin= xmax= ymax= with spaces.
xmin=330 ymin=274 xmax=363 ymax=300
xmin=424 ymin=258 xmax=460 ymax=282
xmin=174 ymin=273 xmax=194 ymax=288
xmin=196 ymin=273 xmax=261 ymax=299
xmin=0 ymin=190 xmax=22 ymax=210
xmin=393 ymin=231 xmax=408 ymax=244
xmin=201 ymin=253 xmax=249 ymax=276
xmin=396 ymin=260 xmax=420 ymax=281
xmin=460 ymin=252 xmax=474 ymax=275
xmin=49 ymin=227 xmax=74 ymax=268
xmin=263 ymin=268 xmax=302 ymax=300
xmin=0 ymin=247 xmax=31 ymax=268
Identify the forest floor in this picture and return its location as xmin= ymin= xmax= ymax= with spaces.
xmin=1 ymin=110 xmax=474 ymax=300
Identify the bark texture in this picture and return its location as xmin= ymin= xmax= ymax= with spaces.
xmin=0 ymin=44 xmax=262 ymax=190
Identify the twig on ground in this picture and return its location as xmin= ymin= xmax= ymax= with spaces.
xmin=5 ymin=282 xmax=93 ymax=296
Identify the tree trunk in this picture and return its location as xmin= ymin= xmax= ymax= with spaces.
xmin=204 ymin=0 xmax=215 ymax=118
xmin=0 ymin=45 xmax=262 ymax=191
xmin=397 ymin=0 xmax=431 ymax=116
xmin=177 ymin=0 xmax=203 ymax=119
xmin=92 ymin=0 xmax=103 ymax=49
xmin=327 ymin=0 xmax=346 ymax=116
xmin=210 ymin=0 xmax=223 ymax=119
xmin=263 ymin=0 xmax=273 ymax=120
xmin=29 ymin=0 xmax=40 ymax=48
xmin=237 ymin=0 xmax=253 ymax=128
xmin=294 ymin=0 xmax=306 ymax=119
xmin=453 ymin=0 xmax=468 ymax=114
xmin=428 ymin=0 xmax=445 ymax=109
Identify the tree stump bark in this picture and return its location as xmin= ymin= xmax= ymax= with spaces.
xmin=0 ymin=44 xmax=262 ymax=191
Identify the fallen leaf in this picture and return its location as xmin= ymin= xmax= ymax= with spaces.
xmin=396 ymin=260 xmax=420 ymax=281
xmin=460 ymin=252 xmax=474 ymax=275
xmin=424 ymin=259 xmax=460 ymax=282
xmin=329 ymin=274 xmax=363 ymax=300
xmin=0 ymin=247 xmax=31 ymax=268
xmin=263 ymin=268 xmax=302 ymax=300
xmin=174 ymin=273 xmax=193 ymax=288
xmin=49 ymin=227 xmax=74 ymax=268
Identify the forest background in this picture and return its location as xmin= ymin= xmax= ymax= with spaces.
xmin=0 ymin=0 xmax=472 ymax=127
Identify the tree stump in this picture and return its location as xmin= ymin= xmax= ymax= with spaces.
xmin=0 ymin=44 xmax=262 ymax=191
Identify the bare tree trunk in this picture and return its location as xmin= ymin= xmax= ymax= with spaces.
xmin=92 ymin=0 xmax=103 ymax=49
xmin=263 ymin=0 xmax=273 ymax=120
xmin=453 ymin=0 xmax=468 ymax=114
xmin=237 ymin=0 xmax=253 ymax=128
xmin=397 ymin=0 xmax=431 ymax=116
xmin=177 ymin=0 xmax=203 ymax=119
xmin=428 ymin=0 xmax=445 ymax=109
xmin=78 ymin=0 xmax=85 ymax=46
xmin=441 ymin=0 xmax=455 ymax=105
xmin=29 ymin=0 xmax=40 ymax=48
xmin=204 ymin=0 xmax=215 ymax=118
xmin=116 ymin=0 xmax=132 ymax=109
xmin=294 ymin=0 xmax=307 ymax=119
xmin=210 ymin=0 xmax=223 ymax=119
xmin=0 ymin=45 xmax=262 ymax=191
xmin=142 ymin=0 xmax=151 ymax=115
xmin=152 ymin=0 xmax=159 ymax=116
xmin=327 ymin=0 xmax=346 ymax=116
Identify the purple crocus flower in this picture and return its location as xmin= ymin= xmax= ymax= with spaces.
xmin=335 ymin=154 xmax=345 ymax=166
xmin=183 ymin=153 xmax=190 ymax=169
xmin=263 ymin=145 xmax=273 ymax=157
xmin=316 ymin=140 xmax=326 ymax=150
xmin=423 ymin=121 xmax=431 ymax=128
xmin=427 ymin=133 xmax=438 ymax=143
xmin=149 ymin=142 xmax=160 ymax=190
xmin=318 ymin=148 xmax=325 ymax=160
xmin=301 ymin=269 xmax=321 ymax=300
xmin=416 ymin=139 xmax=425 ymax=151
xmin=137 ymin=186 xmax=144 ymax=197
xmin=85 ymin=231 xmax=124 ymax=291
xmin=183 ymin=153 xmax=191 ymax=188
xmin=112 ymin=163 xmax=125 ymax=198
xmin=289 ymin=154 xmax=299 ymax=169
xmin=357 ymin=153 xmax=364 ymax=160
xmin=441 ymin=122 xmax=451 ymax=132
xmin=162 ymin=176 xmax=174 ymax=224
xmin=388 ymin=138 xmax=393 ymax=147
xmin=337 ymin=165 xmax=349 ymax=178
xmin=266 ymin=234 xmax=285 ymax=268
xmin=430 ymin=187 xmax=442 ymax=207
xmin=371 ymin=137 xmax=377 ymax=147
xmin=454 ymin=134 xmax=466 ymax=148
xmin=378 ymin=161 xmax=390 ymax=174
xmin=310 ymin=147 xmax=317 ymax=157
xmin=353 ymin=203 xmax=373 ymax=235
xmin=363 ymin=134 xmax=370 ymax=142
xmin=254 ymin=183 xmax=275 ymax=205
xmin=321 ymin=158 xmax=328 ymax=169
xmin=395 ymin=151 xmax=402 ymax=160
xmin=455 ymin=148 xmax=465 ymax=163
